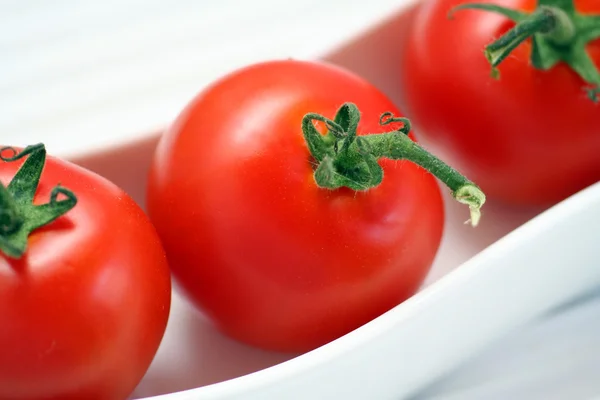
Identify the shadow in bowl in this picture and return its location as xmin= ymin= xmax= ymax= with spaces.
xmin=130 ymin=292 xmax=296 ymax=399
xmin=70 ymin=135 xmax=161 ymax=210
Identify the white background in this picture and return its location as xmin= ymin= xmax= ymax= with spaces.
xmin=3 ymin=0 xmax=405 ymax=158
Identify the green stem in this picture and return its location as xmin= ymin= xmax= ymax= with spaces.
xmin=0 ymin=184 xmax=23 ymax=236
xmin=450 ymin=0 xmax=600 ymax=101
xmin=0 ymin=144 xmax=77 ymax=259
xmin=485 ymin=7 xmax=572 ymax=68
xmin=367 ymin=133 xmax=474 ymax=192
xmin=302 ymin=103 xmax=486 ymax=227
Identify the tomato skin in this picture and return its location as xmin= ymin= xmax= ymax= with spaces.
xmin=147 ymin=60 xmax=444 ymax=352
xmin=0 ymin=154 xmax=171 ymax=400
xmin=400 ymin=0 xmax=600 ymax=206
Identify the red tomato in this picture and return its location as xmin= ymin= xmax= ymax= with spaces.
xmin=400 ymin=0 xmax=600 ymax=206
xmin=146 ymin=60 xmax=448 ymax=352
xmin=0 ymin=145 xmax=171 ymax=400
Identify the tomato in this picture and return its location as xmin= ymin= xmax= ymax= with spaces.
xmin=0 ymin=145 xmax=171 ymax=400
xmin=400 ymin=0 xmax=600 ymax=206
xmin=146 ymin=60 xmax=483 ymax=352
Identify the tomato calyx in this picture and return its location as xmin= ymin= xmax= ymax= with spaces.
xmin=0 ymin=144 xmax=77 ymax=259
xmin=450 ymin=0 xmax=600 ymax=101
xmin=302 ymin=102 xmax=486 ymax=226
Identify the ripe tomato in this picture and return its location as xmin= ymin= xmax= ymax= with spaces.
xmin=146 ymin=60 xmax=482 ymax=352
xmin=0 ymin=145 xmax=171 ymax=400
xmin=400 ymin=0 xmax=600 ymax=206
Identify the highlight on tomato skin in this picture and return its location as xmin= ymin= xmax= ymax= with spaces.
xmin=399 ymin=0 xmax=600 ymax=206
xmin=0 ymin=144 xmax=172 ymax=400
xmin=145 ymin=59 xmax=483 ymax=353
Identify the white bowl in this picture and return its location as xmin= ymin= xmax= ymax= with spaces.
xmin=8 ymin=1 xmax=600 ymax=399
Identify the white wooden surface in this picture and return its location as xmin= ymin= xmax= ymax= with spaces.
xmin=2 ymin=0 xmax=406 ymax=158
